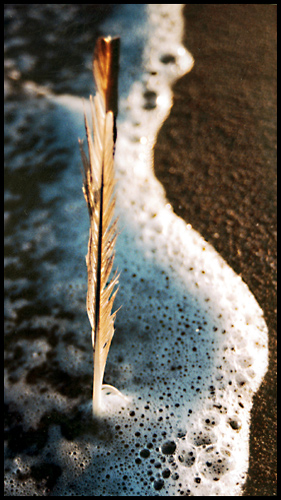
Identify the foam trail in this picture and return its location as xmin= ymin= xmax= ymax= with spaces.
xmin=4 ymin=5 xmax=268 ymax=496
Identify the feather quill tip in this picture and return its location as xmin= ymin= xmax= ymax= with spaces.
xmin=94 ymin=385 xmax=130 ymax=416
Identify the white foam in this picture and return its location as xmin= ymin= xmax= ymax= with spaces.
xmin=4 ymin=4 xmax=268 ymax=496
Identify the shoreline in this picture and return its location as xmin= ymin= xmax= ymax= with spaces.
xmin=154 ymin=5 xmax=276 ymax=496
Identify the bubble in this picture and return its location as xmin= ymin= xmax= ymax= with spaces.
xmin=160 ymin=54 xmax=176 ymax=65
xmin=140 ymin=449 xmax=150 ymax=459
xmin=162 ymin=468 xmax=171 ymax=478
xmin=161 ymin=441 xmax=177 ymax=455
xmin=228 ymin=418 xmax=242 ymax=431
xmin=153 ymin=478 xmax=164 ymax=491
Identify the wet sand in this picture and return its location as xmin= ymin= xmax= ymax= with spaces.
xmin=154 ymin=5 xmax=277 ymax=496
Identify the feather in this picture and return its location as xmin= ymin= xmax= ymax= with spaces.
xmin=79 ymin=36 xmax=123 ymax=415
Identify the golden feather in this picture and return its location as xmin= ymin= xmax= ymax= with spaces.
xmin=79 ymin=36 xmax=122 ymax=415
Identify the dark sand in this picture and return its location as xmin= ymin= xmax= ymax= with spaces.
xmin=154 ymin=5 xmax=276 ymax=496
